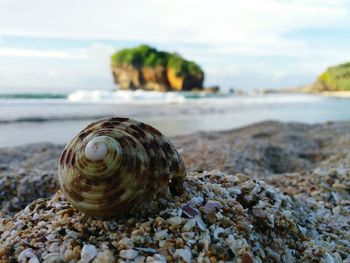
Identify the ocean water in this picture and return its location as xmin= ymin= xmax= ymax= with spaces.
xmin=0 ymin=89 xmax=349 ymax=147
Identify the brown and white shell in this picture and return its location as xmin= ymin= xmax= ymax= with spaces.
xmin=58 ymin=117 xmax=186 ymax=217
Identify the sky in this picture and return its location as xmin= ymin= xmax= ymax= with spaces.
xmin=0 ymin=0 xmax=350 ymax=92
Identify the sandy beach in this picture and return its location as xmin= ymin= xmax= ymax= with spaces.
xmin=320 ymin=91 xmax=350 ymax=98
xmin=0 ymin=121 xmax=349 ymax=262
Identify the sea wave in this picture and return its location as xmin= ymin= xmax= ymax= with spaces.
xmin=0 ymin=89 xmax=329 ymax=106
xmin=0 ymin=92 xmax=67 ymax=99
xmin=67 ymin=90 xmax=188 ymax=104
xmin=0 ymin=91 xmax=334 ymax=125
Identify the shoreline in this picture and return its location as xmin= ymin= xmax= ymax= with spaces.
xmin=1 ymin=93 xmax=350 ymax=147
xmin=319 ymin=90 xmax=350 ymax=98
xmin=261 ymin=84 xmax=350 ymax=98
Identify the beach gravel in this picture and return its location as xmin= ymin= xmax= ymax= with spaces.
xmin=0 ymin=144 xmax=62 ymax=218
xmin=1 ymin=170 xmax=348 ymax=262
xmin=0 ymin=121 xmax=350 ymax=262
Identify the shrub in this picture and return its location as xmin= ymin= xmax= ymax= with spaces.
xmin=111 ymin=45 xmax=203 ymax=78
xmin=318 ymin=62 xmax=350 ymax=91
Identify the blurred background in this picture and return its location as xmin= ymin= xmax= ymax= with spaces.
xmin=0 ymin=0 xmax=350 ymax=147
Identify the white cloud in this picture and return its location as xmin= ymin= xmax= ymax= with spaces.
xmin=0 ymin=0 xmax=349 ymax=90
xmin=0 ymin=44 xmax=116 ymax=88
xmin=0 ymin=0 xmax=347 ymax=44
xmin=0 ymin=47 xmax=86 ymax=59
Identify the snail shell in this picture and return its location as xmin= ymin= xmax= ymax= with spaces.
xmin=58 ymin=117 xmax=186 ymax=217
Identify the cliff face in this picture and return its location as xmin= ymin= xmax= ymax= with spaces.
xmin=111 ymin=45 xmax=204 ymax=92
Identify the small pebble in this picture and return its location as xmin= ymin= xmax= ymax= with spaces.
xmin=203 ymin=200 xmax=224 ymax=215
xmin=42 ymin=253 xmax=64 ymax=263
xmin=119 ymin=249 xmax=139 ymax=259
xmin=182 ymin=204 xmax=199 ymax=218
xmin=195 ymin=214 xmax=207 ymax=231
xmin=18 ymin=248 xmax=39 ymax=263
xmin=174 ymin=248 xmax=192 ymax=263
xmin=80 ymin=244 xmax=97 ymax=263
xmin=182 ymin=218 xmax=196 ymax=231
xmin=168 ymin=217 xmax=183 ymax=226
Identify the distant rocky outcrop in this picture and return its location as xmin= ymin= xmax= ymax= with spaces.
xmin=111 ymin=45 xmax=204 ymax=92
xmin=311 ymin=61 xmax=350 ymax=92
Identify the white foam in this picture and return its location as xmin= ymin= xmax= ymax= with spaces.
xmin=68 ymin=89 xmax=187 ymax=104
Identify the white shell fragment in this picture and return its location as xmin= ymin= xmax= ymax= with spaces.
xmin=168 ymin=217 xmax=183 ymax=226
xmin=119 ymin=249 xmax=139 ymax=259
xmin=18 ymin=248 xmax=39 ymax=263
xmin=203 ymin=200 xmax=223 ymax=214
xmin=213 ymin=227 xmax=225 ymax=239
xmin=80 ymin=244 xmax=97 ymax=263
xmin=195 ymin=214 xmax=207 ymax=231
xmin=182 ymin=218 xmax=196 ymax=231
xmin=174 ymin=248 xmax=192 ymax=263
xmin=42 ymin=253 xmax=64 ymax=263
xmin=154 ymin=229 xmax=169 ymax=240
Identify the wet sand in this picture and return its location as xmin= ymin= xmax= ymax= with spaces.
xmin=321 ymin=91 xmax=350 ymax=98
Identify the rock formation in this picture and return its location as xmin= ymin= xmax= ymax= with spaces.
xmin=111 ymin=45 xmax=204 ymax=92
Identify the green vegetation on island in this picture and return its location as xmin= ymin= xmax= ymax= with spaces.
xmin=110 ymin=45 xmax=206 ymax=92
xmin=111 ymin=45 xmax=203 ymax=78
xmin=318 ymin=62 xmax=350 ymax=91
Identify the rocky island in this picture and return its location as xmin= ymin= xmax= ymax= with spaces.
xmin=111 ymin=45 xmax=205 ymax=92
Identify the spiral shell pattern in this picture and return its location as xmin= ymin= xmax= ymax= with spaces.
xmin=58 ymin=117 xmax=186 ymax=217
